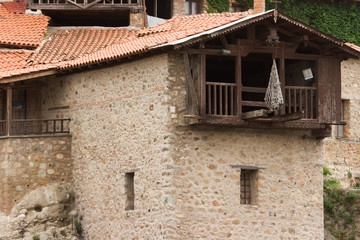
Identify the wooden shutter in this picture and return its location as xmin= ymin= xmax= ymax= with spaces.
xmin=184 ymin=54 xmax=201 ymax=124
xmin=317 ymin=57 xmax=341 ymax=124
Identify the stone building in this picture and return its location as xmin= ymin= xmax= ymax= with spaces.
xmin=1 ymin=0 xmax=360 ymax=239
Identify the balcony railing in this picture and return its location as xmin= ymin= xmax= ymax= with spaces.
xmin=285 ymin=86 xmax=317 ymax=120
xmin=204 ymin=82 xmax=318 ymax=121
xmin=0 ymin=119 xmax=71 ymax=136
xmin=206 ymin=82 xmax=237 ymax=116
xmin=28 ymin=0 xmax=142 ymax=9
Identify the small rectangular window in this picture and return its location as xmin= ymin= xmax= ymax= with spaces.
xmin=231 ymin=165 xmax=262 ymax=205
xmin=186 ymin=0 xmax=199 ymax=15
xmin=335 ymin=100 xmax=346 ymax=138
xmin=240 ymin=169 xmax=258 ymax=205
xmin=125 ymin=172 xmax=135 ymax=211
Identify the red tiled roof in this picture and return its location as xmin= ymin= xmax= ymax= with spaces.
xmin=60 ymin=11 xmax=253 ymax=69
xmin=0 ymin=5 xmax=49 ymax=48
xmin=2 ymin=0 xmax=26 ymax=14
xmin=0 ymin=51 xmax=31 ymax=78
xmin=1 ymin=10 xmax=360 ymax=81
xmin=0 ymin=51 xmax=30 ymax=70
xmin=29 ymin=28 xmax=136 ymax=65
xmin=345 ymin=43 xmax=360 ymax=52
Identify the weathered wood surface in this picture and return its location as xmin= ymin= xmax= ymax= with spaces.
xmin=241 ymin=109 xmax=272 ymax=120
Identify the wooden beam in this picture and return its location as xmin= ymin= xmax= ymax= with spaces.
xmin=248 ymin=112 xmax=303 ymax=122
xmin=276 ymin=27 xmax=297 ymax=38
xmin=242 ymin=86 xmax=267 ymax=93
xmin=247 ymin=25 xmax=255 ymax=41
xmin=200 ymin=53 xmax=206 ymax=117
xmin=220 ymin=36 xmax=229 ymax=49
xmin=183 ymin=54 xmax=199 ymax=113
xmin=183 ymin=114 xmax=202 ymax=119
xmin=0 ymin=70 xmax=58 ymax=84
xmin=241 ymin=109 xmax=272 ymax=120
xmin=0 ymin=81 xmax=46 ymax=89
xmin=6 ymin=86 xmax=12 ymax=136
xmin=242 ymin=101 xmax=266 ymax=107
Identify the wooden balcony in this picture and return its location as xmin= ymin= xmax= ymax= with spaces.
xmin=206 ymin=82 xmax=237 ymax=116
xmin=0 ymin=119 xmax=70 ymax=137
xmin=201 ymin=83 xmax=322 ymax=129
xmin=27 ymin=0 xmax=143 ymax=10
xmin=285 ymin=86 xmax=317 ymax=120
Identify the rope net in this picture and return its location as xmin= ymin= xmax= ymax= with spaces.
xmin=264 ymin=59 xmax=284 ymax=114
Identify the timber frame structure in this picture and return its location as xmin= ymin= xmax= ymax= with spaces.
xmin=179 ymin=10 xmax=359 ymax=135
xmin=0 ymin=81 xmax=70 ymax=137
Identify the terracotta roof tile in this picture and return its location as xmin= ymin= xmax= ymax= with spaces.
xmin=0 ymin=5 xmax=49 ymax=48
xmin=2 ymin=0 xmax=26 ymax=14
xmin=0 ymin=51 xmax=31 ymax=78
xmin=60 ymin=12 xmax=253 ymax=69
xmin=345 ymin=42 xmax=360 ymax=52
xmin=29 ymin=27 xmax=136 ymax=64
xmin=1 ymin=10 xmax=360 ymax=81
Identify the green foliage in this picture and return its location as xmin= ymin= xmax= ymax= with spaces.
xmin=226 ymin=0 xmax=360 ymax=45
xmin=324 ymin=196 xmax=337 ymax=215
xmin=323 ymin=166 xmax=331 ymax=176
xmin=345 ymin=214 xmax=354 ymax=225
xmin=75 ymin=218 xmax=83 ymax=235
xmin=32 ymin=234 xmax=40 ymax=240
xmin=207 ymin=0 xmax=229 ymax=13
xmin=345 ymin=192 xmax=358 ymax=205
xmin=348 ymin=171 xmax=353 ymax=178
xmin=325 ymin=186 xmax=360 ymax=239
xmin=324 ymin=179 xmax=341 ymax=190
xmin=265 ymin=0 xmax=360 ymax=45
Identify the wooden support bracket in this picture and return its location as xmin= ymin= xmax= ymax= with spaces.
xmin=244 ymin=111 xmax=303 ymax=122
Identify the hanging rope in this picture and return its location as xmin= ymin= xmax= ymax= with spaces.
xmin=264 ymin=59 xmax=283 ymax=115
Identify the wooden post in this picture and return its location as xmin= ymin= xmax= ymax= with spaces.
xmin=6 ymin=86 xmax=12 ymax=136
xmin=200 ymin=53 xmax=206 ymax=118
xmin=236 ymin=54 xmax=242 ymax=118
xmin=236 ymin=42 xmax=242 ymax=118
xmin=154 ymin=0 xmax=157 ymax=17
xmin=280 ymin=43 xmax=285 ymax=115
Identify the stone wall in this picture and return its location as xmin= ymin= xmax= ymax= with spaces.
xmin=41 ymin=54 xmax=179 ymax=239
xmin=323 ymin=59 xmax=360 ymax=187
xmin=0 ymin=135 xmax=72 ymax=215
xmin=167 ymin=53 xmax=325 ymax=239
xmin=38 ymin=52 xmax=327 ymax=239
xmin=173 ymin=0 xmax=186 ymax=16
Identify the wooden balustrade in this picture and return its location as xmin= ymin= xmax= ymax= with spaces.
xmin=0 ymin=119 xmax=71 ymax=136
xmin=285 ymin=86 xmax=317 ymax=119
xmin=0 ymin=121 xmax=6 ymax=136
xmin=29 ymin=0 xmax=141 ymax=6
xmin=205 ymin=83 xmax=317 ymax=120
xmin=206 ymin=82 xmax=237 ymax=116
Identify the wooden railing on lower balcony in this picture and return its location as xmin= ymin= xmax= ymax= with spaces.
xmin=285 ymin=86 xmax=317 ymax=120
xmin=0 ymin=119 xmax=71 ymax=136
xmin=206 ymin=82 xmax=237 ymax=116
xmin=28 ymin=0 xmax=141 ymax=7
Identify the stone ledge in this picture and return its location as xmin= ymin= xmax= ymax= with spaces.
xmin=0 ymin=133 xmax=72 ymax=139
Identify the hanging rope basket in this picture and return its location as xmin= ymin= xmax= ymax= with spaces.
xmin=264 ymin=59 xmax=284 ymax=115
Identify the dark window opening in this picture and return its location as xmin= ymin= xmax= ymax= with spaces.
xmin=241 ymin=53 xmax=273 ymax=113
xmin=231 ymin=3 xmax=245 ymax=12
xmin=46 ymin=10 xmax=130 ymax=27
xmin=285 ymin=59 xmax=317 ymax=119
xmin=146 ymin=0 xmax=172 ymax=19
xmin=186 ymin=0 xmax=200 ymax=15
xmin=335 ymin=100 xmax=347 ymax=138
xmin=240 ymin=169 xmax=258 ymax=205
xmin=125 ymin=172 xmax=135 ymax=211
xmin=206 ymin=55 xmax=237 ymax=116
